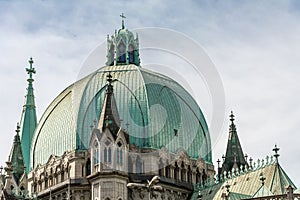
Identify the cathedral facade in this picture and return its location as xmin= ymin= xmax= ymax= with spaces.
xmin=0 ymin=17 xmax=298 ymax=200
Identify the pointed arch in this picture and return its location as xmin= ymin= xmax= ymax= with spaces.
xmin=117 ymin=41 xmax=126 ymax=63
xmin=128 ymin=44 xmax=135 ymax=64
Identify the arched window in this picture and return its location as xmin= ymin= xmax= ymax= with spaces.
xmin=136 ymin=156 xmax=142 ymax=174
xmin=116 ymin=142 xmax=123 ymax=165
xmin=128 ymin=44 xmax=134 ymax=64
xmin=118 ymin=42 xmax=126 ymax=63
xmin=109 ymin=45 xmax=115 ymax=66
xmin=86 ymin=158 xmax=91 ymax=176
xmin=120 ymin=149 xmax=123 ymax=164
xmin=165 ymin=165 xmax=170 ymax=178
xmin=174 ymin=162 xmax=179 ymax=180
xmin=104 ymin=147 xmax=108 ymax=163
xmin=108 ymin=147 xmax=112 ymax=163
xmin=104 ymin=140 xmax=112 ymax=163
xmin=181 ymin=163 xmax=185 ymax=181
xmin=93 ymin=141 xmax=99 ymax=165
xmin=188 ymin=166 xmax=192 ymax=183
xmin=196 ymin=169 xmax=201 ymax=184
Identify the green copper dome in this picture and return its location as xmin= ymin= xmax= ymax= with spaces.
xmin=30 ymin=64 xmax=212 ymax=169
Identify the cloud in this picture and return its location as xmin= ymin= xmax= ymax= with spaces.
xmin=0 ymin=0 xmax=299 ymax=186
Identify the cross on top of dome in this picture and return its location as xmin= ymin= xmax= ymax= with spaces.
xmin=120 ymin=13 xmax=126 ymax=29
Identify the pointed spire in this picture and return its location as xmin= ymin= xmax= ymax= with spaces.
xmin=8 ymin=123 xmax=25 ymax=185
xmin=221 ymin=111 xmax=248 ymax=174
xmin=120 ymin=13 xmax=126 ymax=29
xmin=98 ymin=73 xmax=121 ymax=136
xmin=20 ymin=58 xmax=37 ymax=174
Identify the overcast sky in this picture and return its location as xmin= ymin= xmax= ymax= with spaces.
xmin=1 ymin=0 xmax=300 ymax=186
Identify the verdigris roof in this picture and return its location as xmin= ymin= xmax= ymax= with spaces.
xmin=30 ymin=64 xmax=211 ymax=169
xmin=192 ymin=156 xmax=296 ymax=200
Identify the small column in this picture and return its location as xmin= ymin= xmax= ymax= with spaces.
xmin=286 ymin=185 xmax=294 ymax=200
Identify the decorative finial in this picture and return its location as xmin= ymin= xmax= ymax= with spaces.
xmin=217 ymin=159 xmax=221 ymax=168
xmin=229 ymin=111 xmax=235 ymax=123
xmin=245 ymin=154 xmax=248 ymax=162
xmin=26 ymin=57 xmax=36 ymax=81
xmin=225 ymin=181 xmax=230 ymax=193
xmin=259 ymin=172 xmax=266 ymax=185
xmin=273 ymin=144 xmax=280 ymax=161
xmin=120 ymin=13 xmax=126 ymax=29
xmin=107 ymin=73 xmax=113 ymax=85
xmin=16 ymin=122 xmax=20 ymax=134
xmin=222 ymin=154 xmax=225 ymax=162
xmin=249 ymin=157 xmax=253 ymax=167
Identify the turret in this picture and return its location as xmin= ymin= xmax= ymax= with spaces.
xmin=8 ymin=123 xmax=25 ymax=185
xmin=221 ymin=111 xmax=248 ymax=174
xmin=106 ymin=13 xmax=141 ymax=66
xmin=20 ymin=58 xmax=37 ymax=173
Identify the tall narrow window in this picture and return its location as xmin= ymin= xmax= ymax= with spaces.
xmin=108 ymin=147 xmax=112 ymax=163
xmin=120 ymin=149 xmax=123 ymax=164
xmin=116 ymin=142 xmax=123 ymax=165
xmin=104 ymin=147 xmax=108 ymax=163
xmin=118 ymin=42 xmax=126 ymax=63
xmin=93 ymin=141 xmax=99 ymax=165
xmin=136 ymin=156 xmax=142 ymax=174
xmin=109 ymin=45 xmax=115 ymax=66
xmin=128 ymin=44 xmax=134 ymax=64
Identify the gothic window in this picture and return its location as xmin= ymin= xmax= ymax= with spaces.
xmin=188 ymin=166 xmax=192 ymax=183
xmin=181 ymin=163 xmax=185 ymax=181
xmin=93 ymin=141 xmax=99 ymax=165
xmin=109 ymin=45 xmax=115 ymax=66
xmin=128 ymin=44 xmax=134 ymax=64
xmin=118 ymin=42 xmax=126 ymax=63
xmin=104 ymin=140 xmax=112 ymax=163
xmin=86 ymin=158 xmax=91 ymax=176
xmin=108 ymin=147 xmax=112 ymax=162
xmin=116 ymin=142 xmax=123 ymax=165
xmin=136 ymin=156 xmax=142 ymax=174
xmin=196 ymin=169 xmax=201 ymax=184
xmin=174 ymin=162 xmax=179 ymax=180
xmin=165 ymin=165 xmax=170 ymax=178
xmin=158 ymin=159 xmax=163 ymax=176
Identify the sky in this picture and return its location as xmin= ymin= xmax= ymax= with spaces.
xmin=0 ymin=0 xmax=300 ymax=186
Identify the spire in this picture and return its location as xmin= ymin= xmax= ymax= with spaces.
xmin=98 ymin=73 xmax=121 ymax=136
xmin=20 ymin=58 xmax=37 ymax=174
xmin=8 ymin=123 xmax=25 ymax=185
xmin=221 ymin=111 xmax=248 ymax=174
xmin=120 ymin=13 xmax=126 ymax=29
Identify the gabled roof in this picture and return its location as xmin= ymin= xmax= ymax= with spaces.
xmin=252 ymin=184 xmax=273 ymax=197
xmin=193 ymin=152 xmax=296 ymax=200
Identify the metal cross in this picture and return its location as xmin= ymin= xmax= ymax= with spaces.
xmin=120 ymin=13 xmax=126 ymax=29
xmin=120 ymin=13 xmax=126 ymax=19
xmin=273 ymin=144 xmax=280 ymax=159
xmin=26 ymin=57 xmax=36 ymax=80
